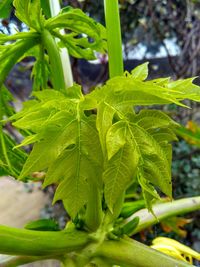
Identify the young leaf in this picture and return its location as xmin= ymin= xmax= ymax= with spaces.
xmin=0 ymin=130 xmax=27 ymax=178
xmin=131 ymin=62 xmax=149 ymax=81
xmin=11 ymin=86 xmax=103 ymax=218
xmin=24 ymin=219 xmax=60 ymax=231
xmin=13 ymin=0 xmax=45 ymax=31
xmin=132 ymin=110 xmax=179 ymax=130
xmin=103 ymin=143 xmax=138 ymax=212
xmin=45 ymin=8 xmax=107 ymax=60
xmin=138 ymin=173 xmax=160 ymax=213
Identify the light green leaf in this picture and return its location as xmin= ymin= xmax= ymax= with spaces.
xmin=45 ymin=8 xmax=106 ymax=60
xmin=133 ymin=110 xmax=179 ymax=130
xmin=31 ymin=48 xmax=50 ymax=90
xmin=138 ymin=173 xmax=160 ymax=213
xmin=175 ymin=125 xmax=200 ymax=147
xmin=96 ymin=102 xmax=115 ymax=156
xmin=129 ymin=123 xmax=172 ymax=197
xmin=0 ymin=86 xmax=14 ymax=118
xmin=0 ymin=130 xmax=27 ymax=178
xmin=12 ymin=88 xmax=103 ymax=218
xmin=101 ymin=70 xmax=200 ymax=108
xmin=131 ymin=62 xmax=149 ymax=81
xmin=13 ymin=0 xmax=45 ymax=31
xmin=103 ymin=144 xmax=138 ymax=212
xmin=103 ymin=109 xmax=175 ymax=211
xmin=106 ymin=121 xmax=126 ymax=160
xmin=0 ymin=37 xmax=39 ymax=87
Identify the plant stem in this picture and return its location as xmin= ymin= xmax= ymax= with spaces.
xmin=49 ymin=0 xmax=73 ymax=88
xmin=61 ymin=256 xmax=77 ymax=267
xmin=95 ymin=238 xmax=194 ymax=267
xmin=41 ymin=29 xmax=66 ymax=93
xmin=0 ymin=226 xmax=90 ymax=256
xmin=126 ymin=196 xmax=200 ymax=235
xmin=104 ymin=0 xmax=124 ymax=78
xmin=85 ymin=182 xmax=103 ymax=232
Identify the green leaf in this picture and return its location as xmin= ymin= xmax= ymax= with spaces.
xmin=98 ymin=70 xmax=200 ymax=108
xmin=0 ymin=86 xmax=14 ymax=118
xmin=13 ymin=0 xmax=45 ymax=31
xmin=24 ymin=219 xmax=60 ymax=231
xmin=41 ymin=0 xmax=51 ymax=19
xmin=0 ymin=129 xmax=27 ymax=178
xmin=44 ymin=115 xmax=103 ymax=218
xmin=175 ymin=124 xmax=200 ymax=147
xmin=102 ymin=108 xmax=176 ymax=211
xmin=45 ymin=8 xmax=107 ymax=60
xmin=166 ymin=77 xmax=200 ymax=102
xmin=12 ymin=87 xmax=103 ymax=218
xmin=103 ymin=143 xmax=138 ymax=212
xmin=132 ymin=110 xmax=179 ymax=130
xmin=96 ymin=102 xmax=116 ymax=156
xmin=10 ymin=62 xmax=200 ymax=218
xmin=138 ymin=173 xmax=160 ymax=213
xmin=30 ymin=46 xmax=50 ymax=91
xmin=0 ymin=4 xmax=106 ymax=90
xmin=120 ymin=200 xmax=146 ymax=218
xmin=106 ymin=121 xmax=126 ymax=160
xmin=0 ymin=0 xmax=13 ymax=18
xmin=131 ymin=62 xmax=149 ymax=81
xmin=0 ymin=37 xmax=39 ymax=87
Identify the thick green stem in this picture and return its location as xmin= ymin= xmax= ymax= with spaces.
xmin=126 ymin=196 xmax=200 ymax=235
xmin=41 ymin=29 xmax=66 ymax=92
xmin=61 ymin=256 xmax=77 ymax=267
xmin=104 ymin=0 xmax=124 ymax=78
xmin=48 ymin=0 xmax=73 ymax=88
xmin=95 ymin=238 xmax=194 ymax=267
xmin=85 ymin=183 xmax=103 ymax=232
xmin=0 ymin=226 xmax=90 ymax=256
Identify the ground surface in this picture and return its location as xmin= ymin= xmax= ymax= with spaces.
xmin=0 ymin=177 xmax=60 ymax=266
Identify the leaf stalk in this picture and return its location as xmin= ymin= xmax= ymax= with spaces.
xmin=48 ymin=0 xmax=73 ymax=88
xmin=126 ymin=196 xmax=200 ymax=235
xmin=104 ymin=0 xmax=124 ymax=78
xmin=41 ymin=29 xmax=67 ymax=92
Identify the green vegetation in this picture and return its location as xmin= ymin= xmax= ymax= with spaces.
xmin=0 ymin=0 xmax=200 ymax=266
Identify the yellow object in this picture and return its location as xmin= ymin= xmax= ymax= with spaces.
xmin=151 ymin=237 xmax=200 ymax=264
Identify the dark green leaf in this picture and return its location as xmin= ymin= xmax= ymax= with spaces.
xmin=0 ymin=0 xmax=13 ymax=18
xmin=24 ymin=219 xmax=60 ymax=231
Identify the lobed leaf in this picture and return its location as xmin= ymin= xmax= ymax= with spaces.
xmin=11 ymin=86 xmax=103 ymax=218
xmin=13 ymin=0 xmax=45 ymax=31
xmin=45 ymin=8 xmax=107 ymax=60
xmin=10 ymin=63 xmax=200 ymax=216
xmin=130 ymin=62 xmax=149 ymax=81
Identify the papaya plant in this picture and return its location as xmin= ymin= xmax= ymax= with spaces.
xmin=0 ymin=0 xmax=200 ymax=266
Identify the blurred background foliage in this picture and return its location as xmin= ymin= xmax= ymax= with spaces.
xmin=1 ymin=0 xmax=200 ymax=262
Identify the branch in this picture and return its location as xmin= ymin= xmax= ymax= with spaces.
xmin=0 ymin=226 xmax=90 ymax=256
xmin=95 ymin=238 xmax=194 ymax=267
xmin=125 ymin=196 xmax=200 ymax=235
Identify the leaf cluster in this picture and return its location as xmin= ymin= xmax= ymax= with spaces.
xmin=0 ymin=0 xmax=106 ymax=90
xmin=9 ymin=63 xmax=200 ymax=219
xmin=0 ymin=86 xmax=27 ymax=177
